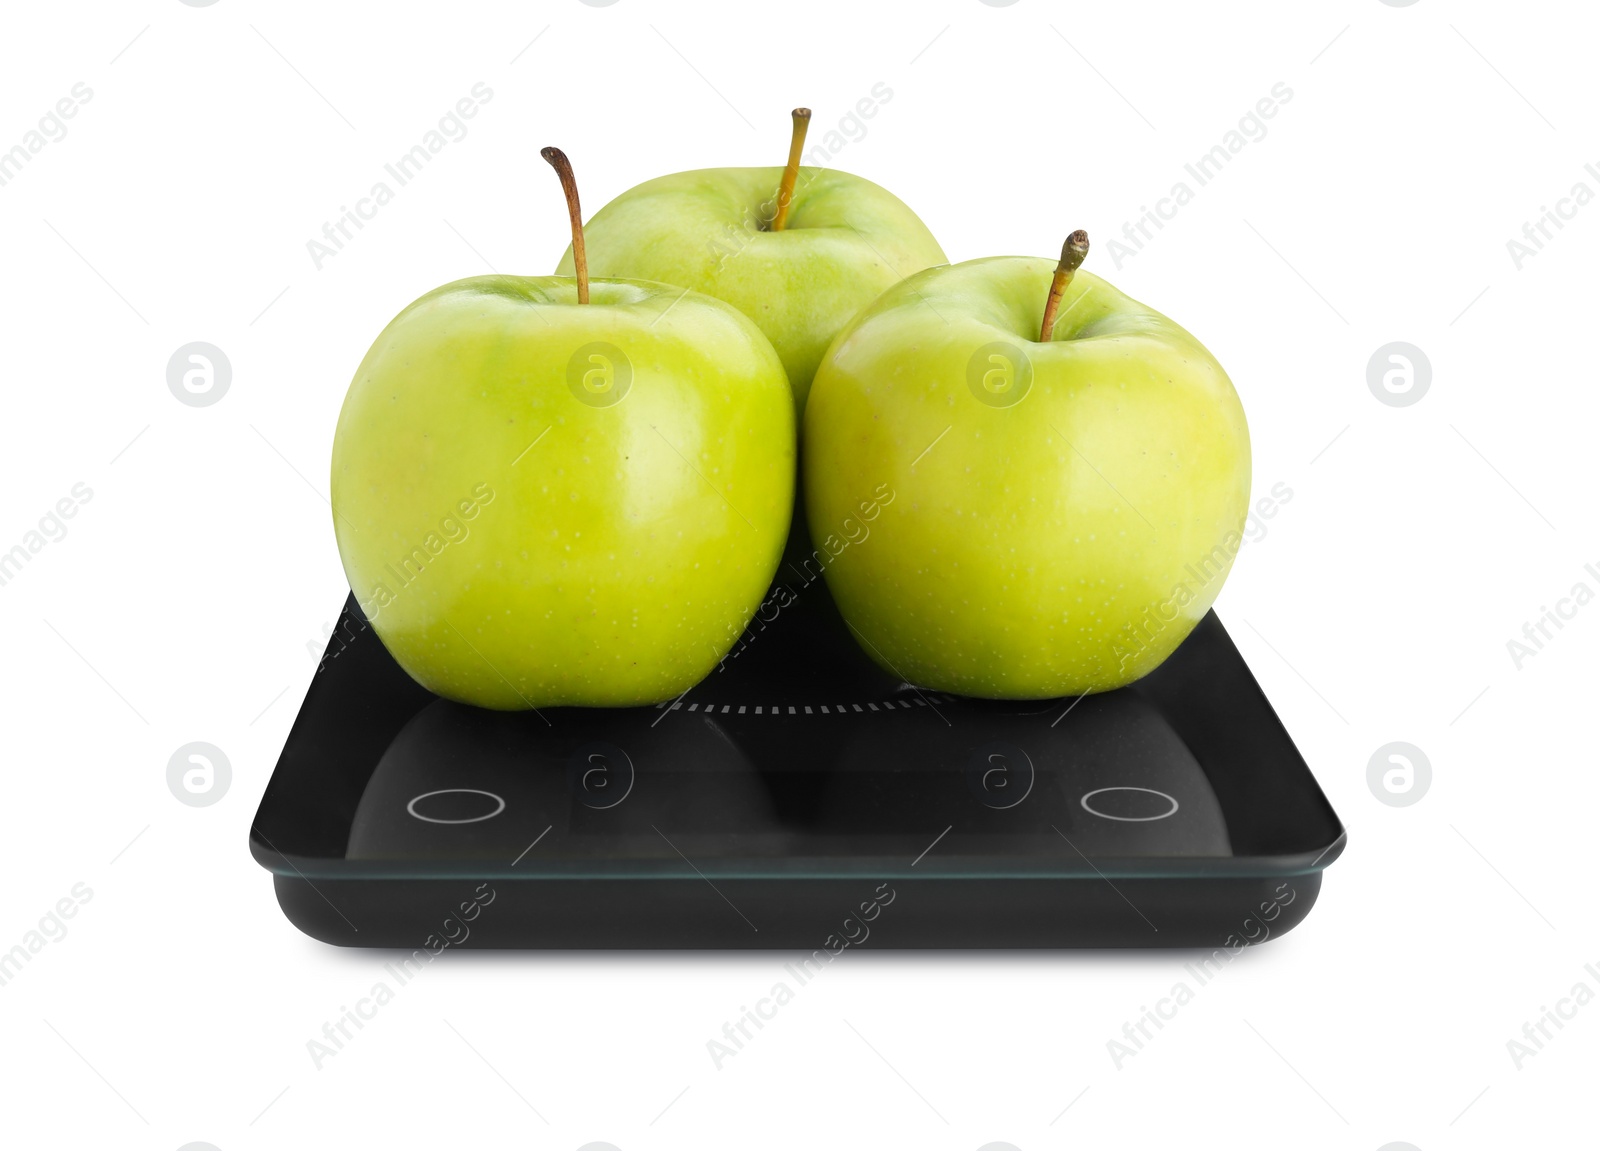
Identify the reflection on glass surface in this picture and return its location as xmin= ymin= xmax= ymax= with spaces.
xmin=347 ymin=686 xmax=1231 ymax=866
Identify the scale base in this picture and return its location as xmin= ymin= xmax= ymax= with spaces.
xmin=275 ymin=871 xmax=1322 ymax=951
xmin=253 ymin=548 xmax=1344 ymax=952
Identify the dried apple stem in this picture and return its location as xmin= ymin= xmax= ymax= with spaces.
xmin=541 ymin=146 xmax=588 ymax=304
xmin=1039 ymin=230 xmax=1090 ymax=342
xmin=771 ymin=108 xmax=812 ymax=232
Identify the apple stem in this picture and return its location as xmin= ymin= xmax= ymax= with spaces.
xmin=1039 ymin=230 xmax=1090 ymax=342
xmin=771 ymin=108 xmax=812 ymax=232
xmin=541 ymin=146 xmax=589 ymax=304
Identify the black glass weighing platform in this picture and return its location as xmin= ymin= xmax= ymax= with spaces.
xmin=252 ymin=556 xmax=1345 ymax=950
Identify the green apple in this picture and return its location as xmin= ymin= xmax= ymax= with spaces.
xmin=331 ymin=149 xmax=794 ymax=711
xmin=802 ymin=234 xmax=1251 ymax=699
xmin=555 ymin=109 xmax=946 ymax=423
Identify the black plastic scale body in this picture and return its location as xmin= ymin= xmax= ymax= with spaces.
xmin=252 ymin=526 xmax=1345 ymax=950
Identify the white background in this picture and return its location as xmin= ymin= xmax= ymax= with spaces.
xmin=0 ymin=0 xmax=1594 ymax=1148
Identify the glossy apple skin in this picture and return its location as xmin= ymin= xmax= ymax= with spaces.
xmin=332 ymin=276 xmax=794 ymax=710
xmin=803 ymin=257 xmax=1250 ymax=699
xmin=555 ymin=167 xmax=946 ymax=423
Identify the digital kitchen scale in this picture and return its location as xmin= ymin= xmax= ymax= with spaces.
xmin=252 ymin=547 xmax=1345 ymax=949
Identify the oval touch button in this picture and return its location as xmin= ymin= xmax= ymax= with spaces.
xmin=1080 ymin=787 xmax=1179 ymax=823
xmin=406 ymin=788 xmax=507 ymax=825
